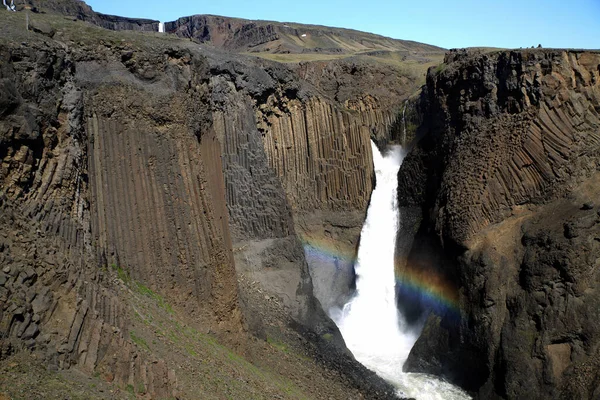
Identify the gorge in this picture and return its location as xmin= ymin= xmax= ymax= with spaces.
xmin=1 ymin=2 xmax=600 ymax=400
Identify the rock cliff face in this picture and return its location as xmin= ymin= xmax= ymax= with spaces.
xmin=23 ymin=0 xmax=159 ymax=31
xmin=397 ymin=49 xmax=600 ymax=399
xmin=260 ymin=95 xmax=375 ymax=212
xmin=182 ymin=13 xmax=432 ymax=327
xmin=0 ymin=22 xmax=245 ymax=398
xmin=0 ymin=5 xmax=416 ymax=398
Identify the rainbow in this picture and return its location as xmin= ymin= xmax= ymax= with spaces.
xmin=300 ymin=235 xmax=356 ymax=266
xmin=301 ymin=234 xmax=462 ymax=321
xmin=394 ymin=259 xmax=462 ymax=321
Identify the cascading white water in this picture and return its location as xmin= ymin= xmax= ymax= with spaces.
xmin=331 ymin=141 xmax=471 ymax=400
xmin=158 ymin=22 xmax=165 ymax=33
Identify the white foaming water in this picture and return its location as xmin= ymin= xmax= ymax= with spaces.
xmin=331 ymin=141 xmax=471 ymax=400
xmin=158 ymin=22 xmax=165 ymax=33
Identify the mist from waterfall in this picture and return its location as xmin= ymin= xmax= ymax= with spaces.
xmin=330 ymin=141 xmax=470 ymax=400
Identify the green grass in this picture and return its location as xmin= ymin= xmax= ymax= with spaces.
xmin=246 ymin=49 xmax=443 ymax=87
xmin=433 ymin=63 xmax=448 ymax=76
xmin=0 ymin=352 xmax=128 ymax=400
xmin=135 ymin=282 xmax=174 ymax=314
xmin=267 ymin=336 xmax=289 ymax=353
xmin=0 ymin=8 xmax=182 ymax=51
xmin=245 ymin=52 xmax=350 ymax=63
xmin=126 ymin=384 xmax=135 ymax=395
xmin=129 ymin=330 xmax=149 ymax=351
xmin=110 ymin=263 xmax=130 ymax=283
xmin=109 ymin=266 xmax=175 ymax=320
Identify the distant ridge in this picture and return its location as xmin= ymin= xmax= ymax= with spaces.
xmin=165 ymin=14 xmax=445 ymax=55
xmin=20 ymin=0 xmax=159 ymax=31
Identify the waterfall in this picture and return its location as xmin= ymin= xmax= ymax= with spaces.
xmin=158 ymin=22 xmax=165 ymax=33
xmin=3 ymin=0 xmax=16 ymax=11
xmin=331 ymin=141 xmax=470 ymax=400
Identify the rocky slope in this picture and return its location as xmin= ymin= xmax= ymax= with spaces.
xmin=397 ymin=48 xmax=600 ymax=399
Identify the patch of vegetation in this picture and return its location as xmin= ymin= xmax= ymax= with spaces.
xmin=135 ymin=282 xmax=174 ymax=314
xmin=126 ymin=384 xmax=135 ymax=395
xmin=167 ymin=329 xmax=180 ymax=344
xmin=321 ymin=333 xmax=333 ymax=341
xmin=110 ymin=263 xmax=130 ymax=283
xmin=124 ymin=279 xmax=317 ymax=399
xmin=433 ymin=62 xmax=448 ymax=75
xmin=129 ymin=330 xmax=149 ymax=351
xmin=185 ymin=344 xmax=198 ymax=357
xmin=246 ymin=52 xmax=350 ymax=63
xmin=267 ymin=336 xmax=289 ymax=353
xmin=0 ymin=352 xmax=128 ymax=399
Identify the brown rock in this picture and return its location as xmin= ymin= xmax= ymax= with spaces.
xmin=398 ymin=48 xmax=600 ymax=399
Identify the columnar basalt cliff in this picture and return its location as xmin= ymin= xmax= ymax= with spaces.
xmin=16 ymin=4 xmax=600 ymax=400
xmin=397 ymin=49 xmax=600 ymax=399
xmin=171 ymin=12 xmax=438 ymax=324
xmin=0 ymin=5 xmax=419 ymax=398
xmin=0 ymin=22 xmax=247 ymax=398
xmin=260 ymin=96 xmax=375 ymax=212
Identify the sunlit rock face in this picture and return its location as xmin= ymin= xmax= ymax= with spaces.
xmin=1 ymin=5 xmax=423 ymax=397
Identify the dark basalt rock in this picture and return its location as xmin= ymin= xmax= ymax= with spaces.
xmin=397 ymin=48 xmax=600 ymax=399
xmin=22 ymin=0 xmax=159 ymax=31
xmin=0 ymin=5 xmax=419 ymax=397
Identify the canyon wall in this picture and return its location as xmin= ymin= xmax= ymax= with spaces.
xmin=194 ymin=38 xmax=419 ymax=319
xmin=260 ymin=96 xmax=375 ymax=212
xmin=0 ymin=29 xmax=242 ymax=398
xmin=0 ymin=7 xmax=413 ymax=397
xmin=397 ymin=49 xmax=600 ymax=399
xmin=204 ymin=53 xmax=401 ymax=398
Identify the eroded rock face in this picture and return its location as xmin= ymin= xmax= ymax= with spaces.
xmin=0 ymin=7 xmax=410 ymax=397
xmin=23 ymin=0 xmax=159 ymax=31
xmin=0 ymin=30 xmax=241 ymax=399
xmin=201 ymin=50 xmax=413 ymax=326
xmin=398 ymin=49 xmax=600 ymax=399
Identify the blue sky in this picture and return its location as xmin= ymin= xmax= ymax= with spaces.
xmin=85 ymin=0 xmax=600 ymax=49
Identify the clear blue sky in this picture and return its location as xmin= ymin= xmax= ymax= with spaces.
xmin=85 ymin=0 xmax=600 ymax=50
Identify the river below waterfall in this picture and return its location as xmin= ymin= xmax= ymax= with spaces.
xmin=330 ymin=141 xmax=471 ymax=400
